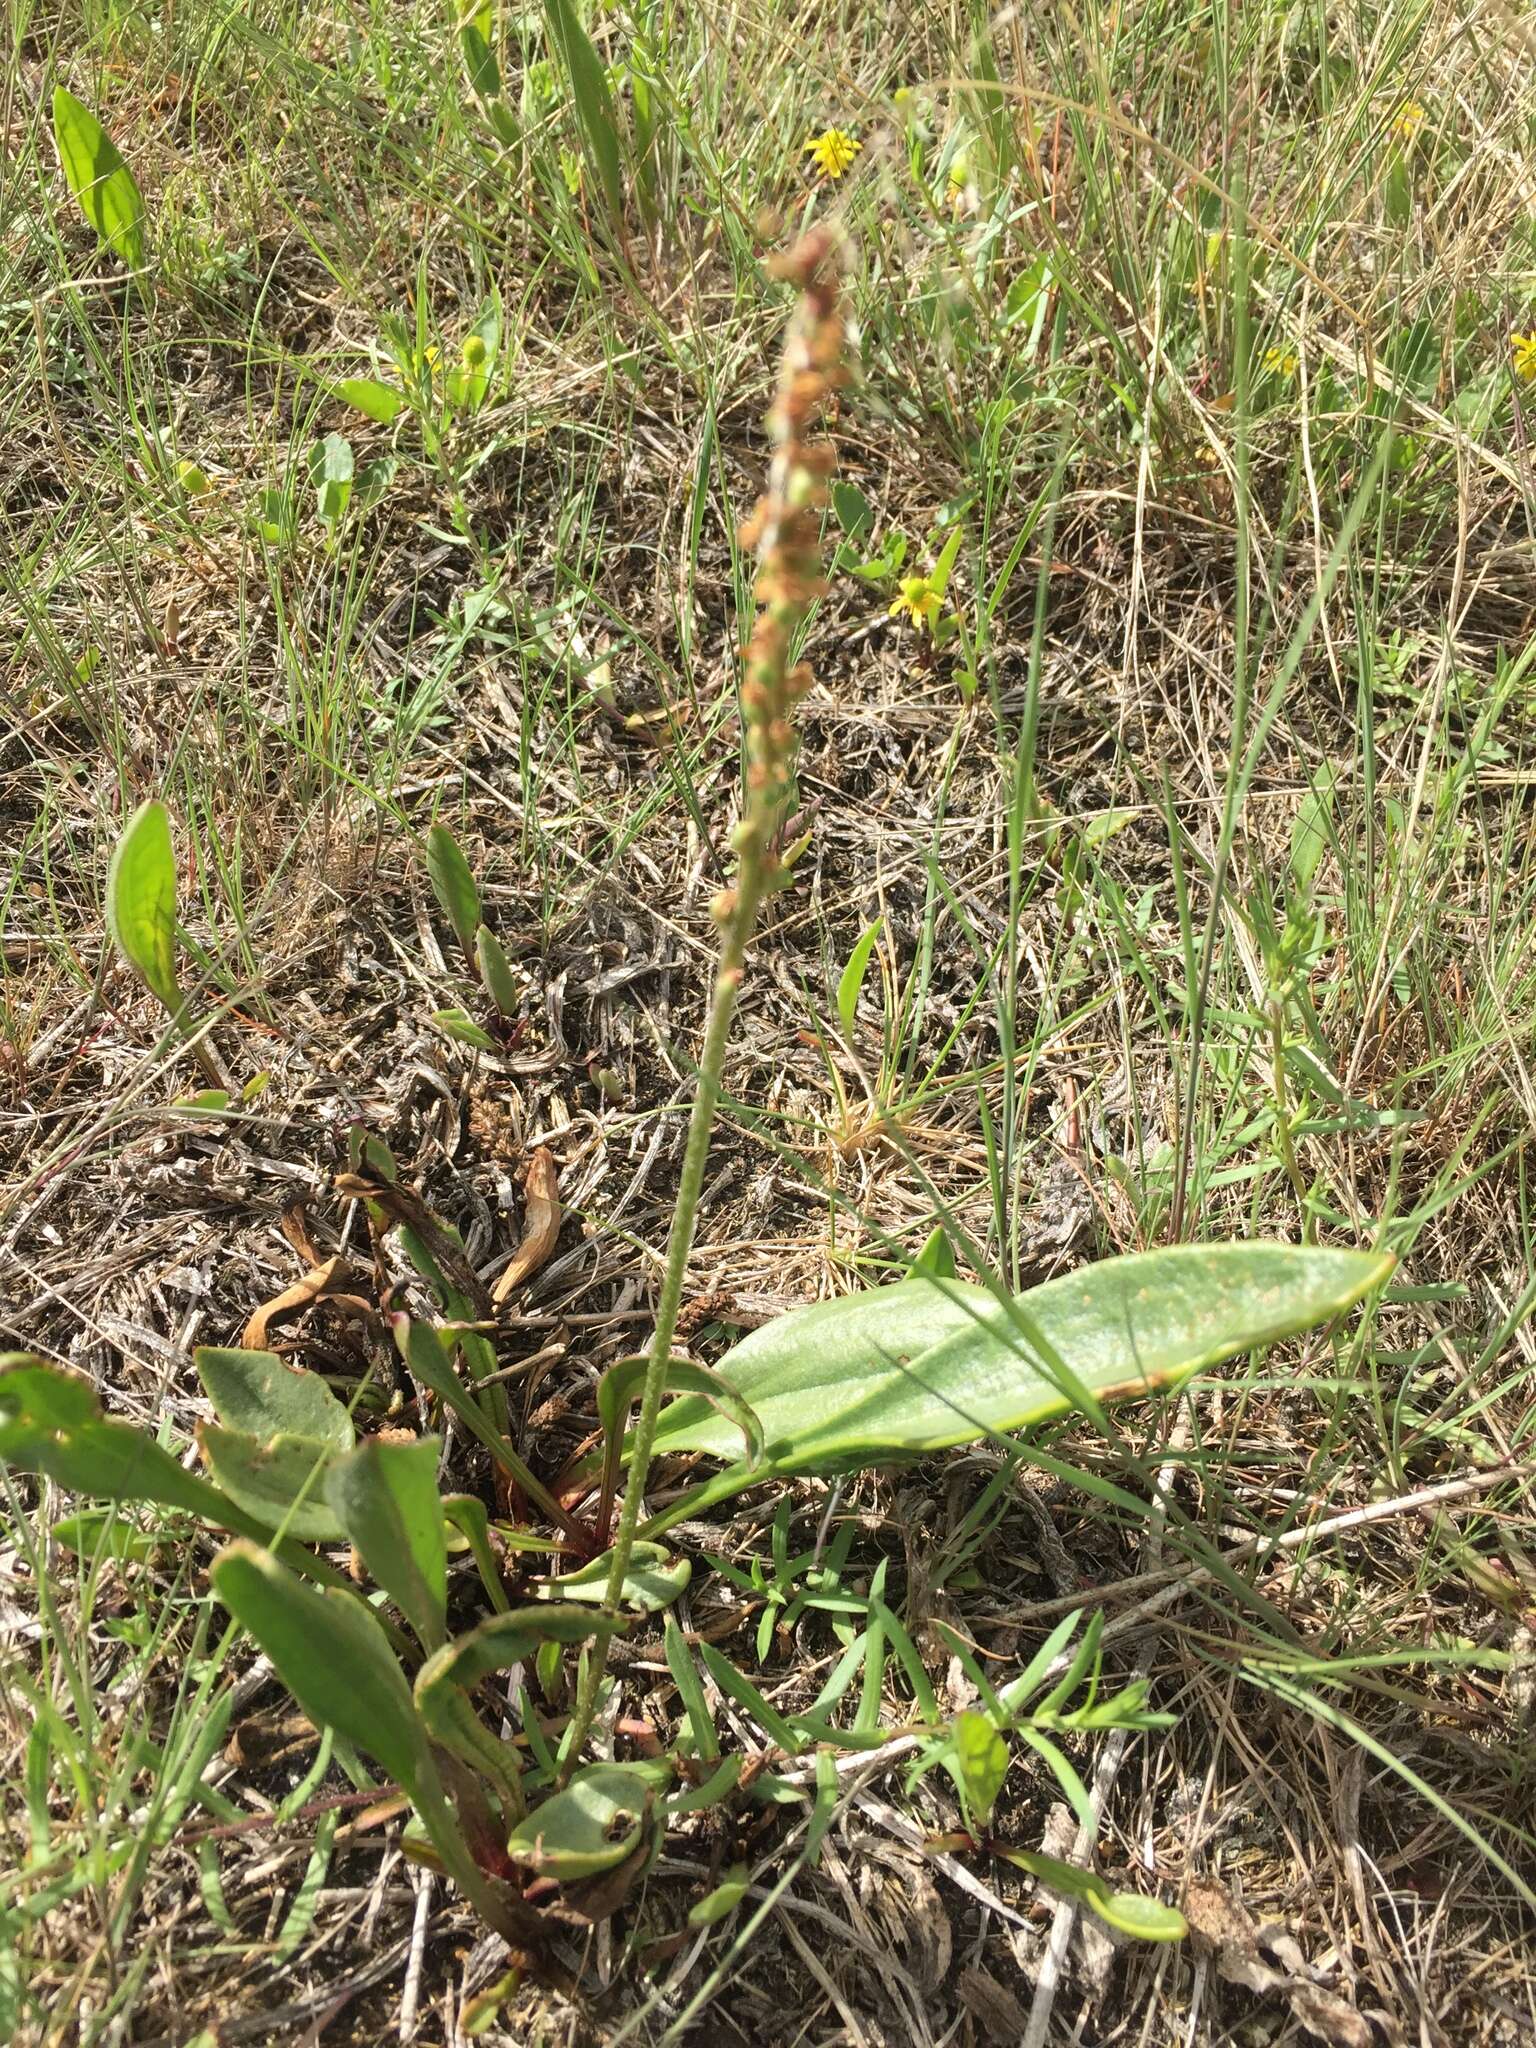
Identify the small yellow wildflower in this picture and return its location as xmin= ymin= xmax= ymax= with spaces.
xmin=1512 ymin=332 xmax=1536 ymax=383
xmin=889 ymin=575 xmax=941 ymax=633
xmin=462 ymin=333 xmax=487 ymax=368
xmin=422 ymin=343 xmax=442 ymax=384
xmin=1263 ymin=344 xmax=1299 ymax=380
xmin=1391 ymin=100 xmax=1426 ymax=144
xmin=947 ymin=155 xmax=970 ymax=214
xmin=805 ymin=128 xmax=861 ymax=181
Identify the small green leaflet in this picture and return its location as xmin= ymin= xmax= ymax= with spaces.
xmin=954 ymin=1710 xmax=1009 ymax=1829
xmin=105 ymin=800 xmax=179 ymax=1008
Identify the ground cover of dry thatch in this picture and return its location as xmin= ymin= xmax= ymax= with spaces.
xmin=4 ymin=4 xmax=1536 ymax=2042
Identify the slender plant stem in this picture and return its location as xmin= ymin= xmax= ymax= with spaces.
xmin=562 ymin=883 xmax=764 ymax=1769
xmin=561 ymin=230 xmax=847 ymax=1775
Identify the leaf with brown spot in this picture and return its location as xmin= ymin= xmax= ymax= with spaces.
xmin=493 ymin=1147 xmax=561 ymax=1304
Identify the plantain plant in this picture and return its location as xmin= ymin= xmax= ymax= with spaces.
xmin=4 ymin=236 xmax=1393 ymax=1971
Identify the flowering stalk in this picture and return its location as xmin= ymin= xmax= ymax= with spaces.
xmin=563 ymin=230 xmax=848 ymax=1770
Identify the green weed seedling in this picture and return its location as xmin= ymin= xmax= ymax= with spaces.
xmin=423 ymin=820 xmax=523 ymax=1048
xmin=1 ymin=237 xmax=1391 ymax=1976
xmin=104 ymin=799 xmax=227 ymax=1090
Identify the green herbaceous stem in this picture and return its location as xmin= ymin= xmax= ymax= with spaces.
xmin=561 ymin=229 xmax=849 ymax=1774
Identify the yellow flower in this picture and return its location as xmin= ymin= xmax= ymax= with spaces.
xmin=1391 ymin=100 xmax=1426 ymax=144
xmin=805 ymin=128 xmax=861 ymax=180
xmin=889 ymin=575 xmax=941 ymax=632
xmin=1512 ymin=331 xmax=1536 ymax=383
xmin=1263 ymin=343 xmax=1299 ymax=380
xmin=946 ymin=155 xmax=970 ymax=213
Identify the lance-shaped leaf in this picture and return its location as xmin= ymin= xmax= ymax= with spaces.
xmin=326 ymin=1437 xmax=448 ymax=1650
xmin=475 ymin=925 xmax=519 ymax=1016
xmin=543 ymin=0 xmax=626 ymax=231
xmin=952 ymin=1710 xmax=1009 ymax=1830
xmin=52 ymin=88 xmax=147 ymax=268
xmin=506 ymin=1760 xmax=671 ymax=1880
xmin=646 ymin=1244 xmax=1391 ymax=1471
xmin=105 ymin=799 xmax=180 ymax=1010
xmin=425 ymin=824 xmax=481 ymax=960
xmin=196 ymin=1347 xmax=354 ymax=1451
xmin=333 ymin=377 xmax=404 ymax=424
xmin=547 ymin=1540 xmax=690 ymax=1614
xmin=432 ymin=1007 xmax=496 ymax=1051
xmin=991 ymin=1844 xmax=1186 ymax=1941
xmin=212 ymin=1542 xmax=429 ymax=1794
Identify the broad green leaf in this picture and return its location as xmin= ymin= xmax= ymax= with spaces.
xmin=197 ymin=1425 xmax=345 ymax=1542
xmin=106 ymin=800 xmax=180 ymax=1008
xmin=257 ymin=488 xmax=294 ymax=547
xmin=1 ymin=1357 xmax=243 ymax=1525
xmin=195 ymin=1348 xmax=354 ymax=1452
xmin=0 ymin=1358 xmax=349 ymax=1585
xmin=991 ymin=1845 xmax=1186 ymax=1941
xmin=648 ymin=1244 xmax=1391 ymax=1469
xmin=431 ymin=1007 xmax=496 ymax=1051
xmin=425 ymin=823 xmax=481 ymax=958
xmin=837 ymin=916 xmax=883 ymax=1040
xmin=475 ymin=926 xmax=519 ymax=1016
xmin=348 ymin=1123 xmax=398 ymax=1183
xmin=52 ymin=88 xmax=146 ymax=268
xmin=831 ymin=480 xmax=873 ymax=541
xmin=460 ymin=0 xmax=501 ymax=97
xmin=953 ymin=1710 xmax=1009 ymax=1829
xmin=506 ymin=1760 xmax=671 ymax=1879
xmin=51 ymin=1507 xmax=164 ymax=1564
xmin=333 ymin=377 xmax=404 ymax=425
xmin=172 ymin=1089 xmax=230 ymax=1115
xmin=326 ymin=1437 xmax=447 ymax=1650
xmin=544 ymin=0 xmax=626 ymax=229
xmin=353 ymin=456 xmax=397 ymax=513
xmin=212 ymin=1541 xmax=428 ymax=1793
xmin=308 ymin=432 xmax=353 ymax=527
